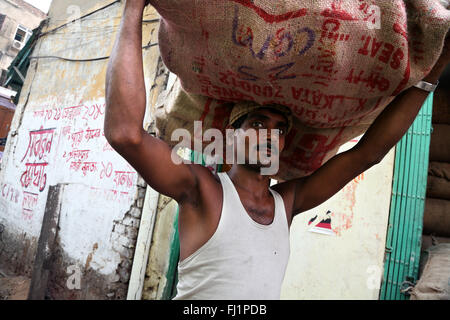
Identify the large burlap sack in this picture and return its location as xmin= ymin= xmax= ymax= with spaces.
xmin=427 ymin=162 xmax=450 ymax=200
xmin=429 ymin=161 xmax=450 ymax=179
xmin=432 ymin=87 xmax=450 ymax=124
xmin=419 ymin=235 xmax=450 ymax=280
xmin=150 ymin=0 xmax=450 ymax=180
xmin=427 ymin=175 xmax=450 ymax=199
xmin=429 ymin=124 xmax=450 ymax=162
xmin=423 ymin=198 xmax=450 ymax=237
xmin=410 ymin=243 xmax=450 ymax=300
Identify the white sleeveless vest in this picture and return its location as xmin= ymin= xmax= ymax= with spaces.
xmin=174 ymin=172 xmax=290 ymax=300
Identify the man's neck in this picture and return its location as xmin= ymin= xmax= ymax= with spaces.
xmin=227 ymin=164 xmax=272 ymax=198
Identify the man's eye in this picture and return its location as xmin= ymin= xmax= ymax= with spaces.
xmin=252 ymin=121 xmax=263 ymax=128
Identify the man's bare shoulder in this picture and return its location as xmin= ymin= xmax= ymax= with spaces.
xmin=183 ymin=164 xmax=222 ymax=207
xmin=271 ymin=178 xmax=298 ymax=199
xmin=271 ymin=177 xmax=308 ymax=224
xmin=189 ymin=164 xmax=221 ymax=184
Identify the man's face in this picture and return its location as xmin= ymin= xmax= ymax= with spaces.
xmin=233 ymin=108 xmax=288 ymax=169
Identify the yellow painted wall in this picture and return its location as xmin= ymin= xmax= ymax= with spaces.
xmin=281 ymin=137 xmax=395 ymax=300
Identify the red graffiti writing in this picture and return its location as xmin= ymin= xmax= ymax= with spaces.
xmin=70 ymin=130 xmax=84 ymax=148
xmin=62 ymin=126 xmax=71 ymax=137
xmin=21 ymin=127 xmax=55 ymax=163
xmin=100 ymin=162 xmax=113 ymax=179
xmin=85 ymin=128 xmax=102 ymax=141
xmin=62 ymin=105 xmax=84 ymax=120
xmin=113 ymin=171 xmax=135 ymax=189
xmin=70 ymin=161 xmax=98 ymax=176
xmin=22 ymin=191 xmax=39 ymax=220
xmin=33 ymin=109 xmax=45 ymax=118
xmin=103 ymin=141 xmax=114 ymax=152
xmin=63 ymin=149 xmax=90 ymax=163
xmin=1 ymin=183 xmax=20 ymax=204
xmin=20 ymin=162 xmax=48 ymax=192
xmin=353 ymin=172 xmax=365 ymax=183
xmin=83 ymin=103 xmax=105 ymax=121
xmin=34 ymin=103 xmax=106 ymax=123
xmin=90 ymin=187 xmax=133 ymax=204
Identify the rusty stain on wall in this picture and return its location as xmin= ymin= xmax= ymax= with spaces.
xmin=84 ymin=242 xmax=98 ymax=271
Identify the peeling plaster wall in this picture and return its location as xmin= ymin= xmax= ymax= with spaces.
xmin=45 ymin=0 xmax=117 ymax=31
xmin=142 ymin=195 xmax=178 ymax=300
xmin=0 ymin=1 xmax=161 ymax=299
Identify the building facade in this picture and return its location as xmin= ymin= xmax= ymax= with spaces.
xmin=0 ymin=0 xmax=169 ymax=300
xmin=0 ymin=0 xmax=46 ymax=84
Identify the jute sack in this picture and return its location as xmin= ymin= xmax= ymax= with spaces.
xmin=432 ymin=87 xmax=450 ymax=124
xmin=430 ymin=124 xmax=450 ymax=162
xmin=410 ymin=243 xmax=450 ymax=300
xmin=154 ymin=79 xmax=368 ymax=179
xmin=419 ymin=235 xmax=450 ymax=277
xmin=429 ymin=161 xmax=450 ymax=179
xmin=150 ymin=0 xmax=450 ymax=180
xmin=423 ymin=198 xmax=450 ymax=237
xmin=427 ymin=175 xmax=450 ymax=199
xmin=427 ymin=162 xmax=450 ymax=199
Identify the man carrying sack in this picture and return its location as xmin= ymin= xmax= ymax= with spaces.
xmin=105 ymin=0 xmax=449 ymax=299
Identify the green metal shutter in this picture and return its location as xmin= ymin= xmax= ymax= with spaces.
xmin=380 ymin=93 xmax=434 ymax=300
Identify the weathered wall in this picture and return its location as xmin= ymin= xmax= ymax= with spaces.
xmin=142 ymin=195 xmax=178 ymax=300
xmin=45 ymin=0 xmax=116 ymax=31
xmin=281 ymin=137 xmax=395 ymax=300
xmin=0 ymin=1 xmax=161 ymax=299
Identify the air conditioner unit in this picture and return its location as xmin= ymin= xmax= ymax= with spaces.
xmin=12 ymin=40 xmax=23 ymax=50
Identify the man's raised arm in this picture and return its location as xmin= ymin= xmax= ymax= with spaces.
xmin=104 ymin=0 xmax=198 ymax=203
xmin=282 ymin=38 xmax=450 ymax=219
